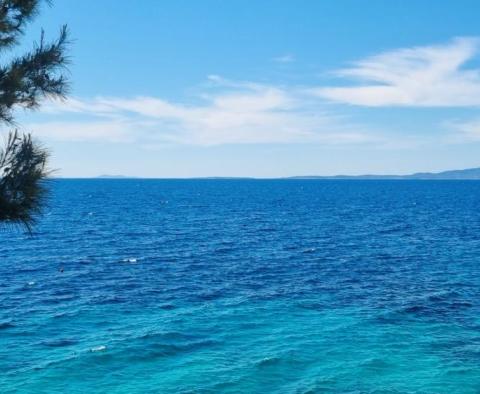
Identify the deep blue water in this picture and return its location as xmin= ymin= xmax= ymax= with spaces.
xmin=2 ymin=179 xmax=480 ymax=393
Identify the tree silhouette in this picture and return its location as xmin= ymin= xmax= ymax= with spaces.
xmin=0 ymin=0 xmax=69 ymax=231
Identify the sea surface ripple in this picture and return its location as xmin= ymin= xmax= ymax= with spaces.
xmin=1 ymin=179 xmax=480 ymax=393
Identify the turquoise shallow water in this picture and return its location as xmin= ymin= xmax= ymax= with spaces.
xmin=1 ymin=179 xmax=480 ymax=393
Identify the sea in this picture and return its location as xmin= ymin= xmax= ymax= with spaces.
xmin=1 ymin=179 xmax=480 ymax=393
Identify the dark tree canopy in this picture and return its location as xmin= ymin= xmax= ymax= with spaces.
xmin=0 ymin=0 xmax=69 ymax=231
xmin=0 ymin=130 xmax=48 ymax=231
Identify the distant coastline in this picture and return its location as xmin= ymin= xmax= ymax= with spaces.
xmin=95 ymin=175 xmax=138 ymax=179
xmin=54 ymin=167 xmax=480 ymax=180
xmin=287 ymin=167 xmax=480 ymax=180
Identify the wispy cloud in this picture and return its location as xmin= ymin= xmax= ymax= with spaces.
xmin=26 ymin=38 xmax=480 ymax=148
xmin=31 ymin=78 xmax=377 ymax=146
xmin=444 ymin=118 xmax=480 ymax=142
xmin=311 ymin=37 xmax=480 ymax=107
xmin=27 ymin=120 xmax=137 ymax=143
xmin=273 ymin=54 xmax=295 ymax=63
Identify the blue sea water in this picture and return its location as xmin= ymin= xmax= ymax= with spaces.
xmin=1 ymin=179 xmax=480 ymax=393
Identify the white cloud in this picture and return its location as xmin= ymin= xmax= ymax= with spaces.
xmin=273 ymin=54 xmax=295 ymax=63
xmin=30 ymin=37 xmax=480 ymax=148
xmin=445 ymin=118 xmax=480 ymax=142
xmin=311 ymin=37 xmax=480 ymax=107
xmin=32 ymin=80 xmax=377 ymax=146
xmin=26 ymin=120 xmax=136 ymax=143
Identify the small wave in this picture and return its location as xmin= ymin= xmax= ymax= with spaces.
xmin=0 ymin=321 xmax=14 ymax=330
xmin=122 ymin=258 xmax=138 ymax=263
xmin=398 ymin=297 xmax=474 ymax=319
xmin=297 ymin=301 xmax=325 ymax=311
xmin=42 ymin=339 xmax=78 ymax=347
xmin=95 ymin=296 xmax=127 ymax=305
xmin=197 ymin=291 xmax=223 ymax=301
xmin=52 ymin=310 xmax=79 ymax=319
xmin=91 ymin=345 xmax=106 ymax=352
xmin=137 ymin=331 xmax=199 ymax=342
xmin=256 ymin=356 xmax=281 ymax=367
xmin=403 ymin=305 xmax=426 ymax=314
xmin=16 ymin=266 xmax=39 ymax=274
xmin=124 ymin=337 xmax=220 ymax=362
xmin=427 ymin=290 xmax=461 ymax=302
xmin=283 ymin=244 xmax=300 ymax=251
xmin=159 ymin=303 xmax=176 ymax=310
xmin=359 ymin=357 xmax=391 ymax=370
xmin=258 ymin=227 xmax=277 ymax=233
xmin=12 ymin=353 xmax=80 ymax=375
xmin=42 ymin=294 xmax=78 ymax=305
xmin=375 ymin=312 xmax=401 ymax=324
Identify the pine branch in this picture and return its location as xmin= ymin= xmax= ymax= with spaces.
xmin=0 ymin=0 xmax=41 ymax=49
xmin=0 ymin=0 xmax=69 ymax=232
xmin=0 ymin=25 xmax=70 ymax=123
xmin=0 ymin=130 xmax=49 ymax=231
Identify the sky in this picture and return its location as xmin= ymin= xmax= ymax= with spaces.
xmin=11 ymin=0 xmax=480 ymax=177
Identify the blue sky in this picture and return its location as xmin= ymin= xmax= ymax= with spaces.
xmin=13 ymin=0 xmax=480 ymax=177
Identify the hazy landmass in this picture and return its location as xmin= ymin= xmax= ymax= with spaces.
xmin=96 ymin=175 xmax=137 ymax=179
xmin=288 ymin=167 xmax=480 ymax=180
xmin=91 ymin=167 xmax=480 ymax=180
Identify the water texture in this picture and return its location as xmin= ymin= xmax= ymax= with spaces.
xmin=1 ymin=179 xmax=480 ymax=393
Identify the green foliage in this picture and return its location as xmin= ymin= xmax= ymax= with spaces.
xmin=0 ymin=130 xmax=48 ymax=231
xmin=0 ymin=0 xmax=69 ymax=230
xmin=0 ymin=0 xmax=39 ymax=48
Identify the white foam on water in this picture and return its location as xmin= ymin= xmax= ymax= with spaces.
xmin=91 ymin=345 xmax=106 ymax=352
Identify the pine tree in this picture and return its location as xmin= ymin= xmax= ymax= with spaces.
xmin=0 ymin=0 xmax=69 ymax=231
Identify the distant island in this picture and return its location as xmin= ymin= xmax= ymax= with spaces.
xmin=96 ymin=175 xmax=137 ymax=179
xmin=288 ymin=167 xmax=480 ymax=180
xmin=92 ymin=167 xmax=480 ymax=180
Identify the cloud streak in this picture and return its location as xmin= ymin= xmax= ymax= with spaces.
xmin=311 ymin=37 xmax=480 ymax=107
xmin=444 ymin=118 xmax=480 ymax=143
xmin=32 ymin=79 xmax=377 ymax=146
xmin=273 ymin=54 xmax=295 ymax=63
xmin=25 ymin=37 xmax=480 ymax=147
